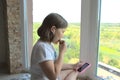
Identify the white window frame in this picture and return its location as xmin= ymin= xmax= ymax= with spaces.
xmin=80 ymin=0 xmax=101 ymax=80
xmin=20 ymin=0 xmax=101 ymax=79
xmin=20 ymin=0 xmax=33 ymax=70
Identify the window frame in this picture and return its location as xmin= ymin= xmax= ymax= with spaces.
xmin=20 ymin=0 xmax=33 ymax=70
xmin=80 ymin=0 xmax=101 ymax=80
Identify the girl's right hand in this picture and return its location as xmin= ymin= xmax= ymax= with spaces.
xmin=73 ymin=61 xmax=83 ymax=71
xmin=59 ymin=40 xmax=67 ymax=55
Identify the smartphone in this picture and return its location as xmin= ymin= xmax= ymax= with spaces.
xmin=77 ymin=62 xmax=91 ymax=73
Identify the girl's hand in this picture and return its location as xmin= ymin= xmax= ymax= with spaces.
xmin=59 ymin=40 xmax=67 ymax=55
xmin=73 ymin=61 xmax=83 ymax=71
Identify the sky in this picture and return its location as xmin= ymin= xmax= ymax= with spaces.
xmin=33 ymin=0 xmax=120 ymax=23
xmin=33 ymin=0 xmax=81 ymax=22
xmin=101 ymin=0 xmax=120 ymax=23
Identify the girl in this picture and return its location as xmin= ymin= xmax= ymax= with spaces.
xmin=30 ymin=13 xmax=81 ymax=80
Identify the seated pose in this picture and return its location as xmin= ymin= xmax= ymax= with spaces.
xmin=30 ymin=13 xmax=82 ymax=80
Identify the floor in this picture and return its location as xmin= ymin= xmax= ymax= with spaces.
xmin=0 ymin=73 xmax=30 ymax=80
xmin=0 ymin=66 xmax=31 ymax=80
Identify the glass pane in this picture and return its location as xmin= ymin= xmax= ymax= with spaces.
xmin=33 ymin=0 xmax=81 ymax=64
xmin=97 ymin=0 xmax=120 ymax=80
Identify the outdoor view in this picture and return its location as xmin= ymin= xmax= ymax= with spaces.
xmin=97 ymin=0 xmax=120 ymax=80
xmin=33 ymin=0 xmax=120 ymax=80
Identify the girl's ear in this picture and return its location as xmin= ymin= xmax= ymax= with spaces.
xmin=51 ymin=26 xmax=56 ymax=34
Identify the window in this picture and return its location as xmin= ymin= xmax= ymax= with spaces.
xmin=97 ymin=0 xmax=120 ymax=80
xmin=81 ymin=0 xmax=120 ymax=80
xmin=33 ymin=0 xmax=81 ymax=64
xmin=23 ymin=0 xmax=120 ymax=80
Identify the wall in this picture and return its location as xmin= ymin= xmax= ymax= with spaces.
xmin=0 ymin=0 xmax=9 ymax=72
xmin=7 ymin=0 xmax=23 ymax=73
xmin=6 ymin=0 xmax=33 ymax=73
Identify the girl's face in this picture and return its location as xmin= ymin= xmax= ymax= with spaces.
xmin=51 ymin=26 xmax=66 ymax=44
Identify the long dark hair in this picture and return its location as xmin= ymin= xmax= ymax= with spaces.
xmin=37 ymin=13 xmax=68 ymax=42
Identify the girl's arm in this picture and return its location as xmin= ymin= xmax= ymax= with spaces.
xmin=62 ymin=61 xmax=83 ymax=71
xmin=39 ymin=40 xmax=66 ymax=80
xmin=61 ymin=64 xmax=74 ymax=70
xmin=39 ymin=58 xmax=63 ymax=80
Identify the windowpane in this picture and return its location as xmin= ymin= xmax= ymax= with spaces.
xmin=33 ymin=0 xmax=81 ymax=64
xmin=97 ymin=0 xmax=120 ymax=80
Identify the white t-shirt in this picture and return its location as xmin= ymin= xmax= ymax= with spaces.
xmin=30 ymin=39 xmax=59 ymax=80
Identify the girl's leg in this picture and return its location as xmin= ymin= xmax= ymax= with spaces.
xmin=64 ymin=70 xmax=78 ymax=80
xmin=60 ymin=70 xmax=79 ymax=80
xmin=60 ymin=70 xmax=72 ymax=80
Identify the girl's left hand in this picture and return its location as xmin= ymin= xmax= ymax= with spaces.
xmin=59 ymin=40 xmax=67 ymax=55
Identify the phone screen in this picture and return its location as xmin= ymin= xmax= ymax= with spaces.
xmin=77 ymin=63 xmax=89 ymax=72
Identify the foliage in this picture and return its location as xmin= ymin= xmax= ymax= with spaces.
xmin=98 ymin=24 xmax=120 ymax=69
xmin=33 ymin=22 xmax=41 ymax=44
xmin=108 ymin=58 xmax=118 ymax=67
